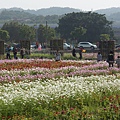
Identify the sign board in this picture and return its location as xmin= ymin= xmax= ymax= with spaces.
xmin=20 ymin=40 xmax=30 ymax=54
xmin=50 ymin=39 xmax=63 ymax=50
xmin=99 ymin=40 xmax=115 ymax=60
xmin=0 ymin=40 xmax=4 ymax=55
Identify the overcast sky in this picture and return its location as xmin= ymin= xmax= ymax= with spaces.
xmin=1 ymin=0 xmax=120 ymax=11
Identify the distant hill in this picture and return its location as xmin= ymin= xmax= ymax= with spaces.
xmin=0 ymin=7 xmax=81 ymax=28
xmin=0 ymin=7 xmax=120 ymax=16
xmin=95 ymin=7 xmax=120 ymax=27
xmin=1 ymin=7 xmax=120 ymax=27
xmin=95 ymin=7 xmax=120 ymax=16
xmin=0 ymin=7 xmax=120 ymax=40
xmin=25 ymin=7 xmax=81 ymax=16
xmin=1 ymin=7 xmax=120 ymax=16
xmin=0 ymin=7 xmax=81 ymax=16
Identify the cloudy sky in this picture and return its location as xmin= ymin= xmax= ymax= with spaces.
xmin=1 ymin=0 xmax=120 ymax=11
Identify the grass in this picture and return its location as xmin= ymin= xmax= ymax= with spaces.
xmin=4 ymin=52 xmax=97 ymax=60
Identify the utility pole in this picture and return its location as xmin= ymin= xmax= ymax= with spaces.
xmin=34 ymin=24 xmax=38 ymax=42
xmin=36 ymin=25 xmax=38 ymax=42
xmin=45 ymin=21 xmax=47 ymax=48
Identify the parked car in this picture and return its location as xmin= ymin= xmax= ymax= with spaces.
xmin=30 ymin=44 xmax=36 ymax=49
xmin=63 ymin=43 xmax=73 ymax=50
xmin=115 ymin=44 xmax=120 ymax=49
xmin=77 ymin=42 xmax=97 ymax=49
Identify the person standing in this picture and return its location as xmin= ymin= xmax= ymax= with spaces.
xmin=107 ymin=51 xmax=114 ymax=67
xmin=38 ymin=43 xmax=42 ymax=51
xmin=72 ymin=47 xmax=76 ymax=57
xmin=20 ymin=47 xmax=25 ymax=59
xmin=13 ymin=46 xmax=18 ymax=59
xmin=79 ymin=47 xmax=83 ymax=60
xmin=6 ymin=45 xmax=11 ymax=59
xmin=116 ymin=56 xmax=120 ymax=68
xmin=97 ymin=51 xmax=102 ymax=62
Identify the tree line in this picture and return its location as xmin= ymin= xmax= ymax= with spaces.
xmin=0 ymin=11 xmax=114 ymax=46
xmin=0 ymin=10 xmax=63 ymax=24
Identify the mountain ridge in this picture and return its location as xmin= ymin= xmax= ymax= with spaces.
xmin=0 ymin=7 xmax=81 ymax=16
xmin=0 ymin=7 xmax=120 ymax=27
xmin=1 ymin=7 xmax=120 ymax=16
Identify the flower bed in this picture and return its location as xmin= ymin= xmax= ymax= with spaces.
xmin=0 ymin=59 xmax=120 ymax=119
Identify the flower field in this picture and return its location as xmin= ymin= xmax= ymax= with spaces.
xmin=0 ymin=59 xmax=120 ymax=120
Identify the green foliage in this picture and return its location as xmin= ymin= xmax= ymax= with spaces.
xmin=0 ymin=10 xmax=36 ymax=20
xmin=70 ymin=26 xmax=87 ymax=40
xmin=37 ymin=24 xmax=55 ymax=44
xmin=0 ymin=7 xmax=80 ymax=25
xmin=2 ymin=21 xmax=36 ymax=43
xmin=29 ymin=53 xmax=54 ymax=59
xmin=1 ymin=90 xmax=120 ymax=119
xmin=1 ymin=7 xmax=120 ymax=28
xmin=57 ymin=12 xmax=114 ymax=43
xmin=1 ymin=21 xmax=55 ymax=44
xmin=19 ymin=24 xmax=35 ymax=41
xmin=62 ymin=53 xmax=79 ymax=60
xmin=0 ymin=9 xmax=62 ymax=24
xmin=0 ymin=29 xmax=10 ymax=41
xmin=0 ymin=11 xmax=115 ymax=44
xmin=100 ymin=34 xmax=110 ymax=41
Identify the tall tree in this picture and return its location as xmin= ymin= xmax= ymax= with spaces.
xmin=2 ymin=21 xmax=20 ymax=43
xmin=0 ymin=29 xmax=10 ymax=41
xmin=37 ymin=24 xmax=55 ymax=45
xmin=2 ymin=21 xmax=35 ymax=43
xmin=19 ymin=24 xmax=35 ymax=41
xmin=57 ymin=12 xmax=114 ymax=43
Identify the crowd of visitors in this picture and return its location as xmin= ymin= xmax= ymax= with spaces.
xmin=71 ymin=47 xmax=120 ymax=68
xmin=5 ymin=45 xmax=26 ymax=59
xmin=4 ymin=44 xmax=120 ymax=68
